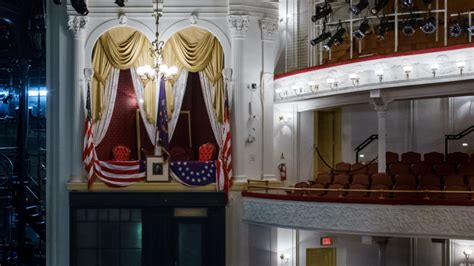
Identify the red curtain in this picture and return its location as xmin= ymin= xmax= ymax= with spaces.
xmin=96 ymin=69 xmax=154 ymax=160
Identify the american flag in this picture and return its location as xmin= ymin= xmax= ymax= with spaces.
xmin=170 ymin=161 xmax=217 ymax=186
xmin=220 ymin=88 xmax=232 ymax=190
xmin=82 ymin=83 xmax=97 ymax=189
xmin=156 ymin=78 xmax=169 ymax=157
xmin=82 ymin=77 xmax=145 ymax=189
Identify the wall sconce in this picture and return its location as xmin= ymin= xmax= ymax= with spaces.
xmin=464 ymin=249 xmax=472 ymax=265
xmin=279 ymin=253 xmax=291 ymax=263
xmin=308 ymin=81 xmax=319 ymax=93
xmin=279 ymin=114 xmax=292 ymax=124
xmin=293 ymin=86 xmax=304 ymax=96
xmin=275 ymin=88 xmax=288 ymax=99
xmin=349 ymin=73 xmax=360 ymax=86
xmin=326 ymin=78 xmax=337 ymax=89
xmin=136 ymin=64 xmax=155 ymax=87
xmin=430 ymin=64 xmax=439 ymax=78
xmin=457 ymin=61 xmax=466 ymax=76
xmin=403 ymin=65 xmax=412 ymax=80
xmin=375 ymin=69 xmax=384 ymax=83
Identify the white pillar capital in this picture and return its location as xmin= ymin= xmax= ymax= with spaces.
xmin=228 ymin=15 xmax=249 ymax=39
xmin=259 ymin=18 xmax=278 ymax=41
xmin=67 ymin=15 xmax=88 ymax=37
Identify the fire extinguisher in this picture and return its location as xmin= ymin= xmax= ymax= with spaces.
xmin=278 ymin=163 xmax=287 ymax=181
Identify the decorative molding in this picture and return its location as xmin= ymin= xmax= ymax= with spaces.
xmin=242 ymin=197 xmax=474 ymax=239
xmin=223 ymin=68 xmax=233 ymax=82
xmin=228 ymin=15 xmax=249 ymax=38
xmin=67 ymin=15 xmax=88 ymax=33
xmin=189 ymin=14 xmax=198 ymax=24
xmin=83 ymin=68 xmax=94 ymax=81
xmin=118 ymin=14 xmax=128 ymax=25
xmin=260 ymin=18 xmax=278 ymax=40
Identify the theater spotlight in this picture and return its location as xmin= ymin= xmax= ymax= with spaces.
xmin=324 ymin=23 xmax=346 ymax=51
xmin=402 ymin=17 xmax=417 ymax=36
xmin=400 ymin=0 xmax=414 ymax=9
xmin=71 ymin=0 xmax=89 ymax=15
xmin=311 ymin=30 xmax=332 ymax=46
xmin=350 ymin=0 xmax=369 ymax=16
xmin=377 ymin=16 xmax=391 ymax=40
xmin=449 ymin=21 xmax=463 ymax=38
xmin=467 ymin=25 xmax=474 ymax=35
xmin=420 ymin=12 xmax=437 ymax=34
xmin=312 ymin=2 xmax=332 ymax=22
xmin=371 ymin=0 xmax=389 ymax=15
xmin=354 ymin=18 xmax=371 ymax=40
xmin=115 ymin=0 xmax=125 ymax=7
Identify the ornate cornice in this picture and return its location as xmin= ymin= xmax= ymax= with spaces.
xmin=260 ymin=18 xmax=278 ymax=41
xmin=242 ymin=197 xmax=474 ymax=239
xmin=228 ymin=15 xmax=249 ymax=39
xmin=67 ymin=15 xmax=88 ymax=33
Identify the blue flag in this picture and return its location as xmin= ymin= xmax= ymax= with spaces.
xmin=156 ymin=78 xmax=169 ymax=155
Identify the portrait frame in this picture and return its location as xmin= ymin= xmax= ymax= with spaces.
xmin=146 ymin=156 xmax=169 ymax=182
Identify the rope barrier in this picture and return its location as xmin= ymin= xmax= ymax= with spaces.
xmin=314 ymin=145 xmax=378 ymax=173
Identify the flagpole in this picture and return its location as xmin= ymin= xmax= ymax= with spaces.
xmin=136 ymin=109 xmax=141 ymax=160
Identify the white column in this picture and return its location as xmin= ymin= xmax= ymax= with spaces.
xmin=260 ymin=18 xmax=278 ymax=180
xmin=67 ymin=15 xmax=88 ymax=183
xmin=376 ymin=106 xmax=388 ymax=173
xmin=228 ymin=15 xmax=249 ymax=181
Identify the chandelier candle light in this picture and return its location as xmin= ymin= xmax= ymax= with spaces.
xmin=136 ymin=6 xmax=178 ymax=86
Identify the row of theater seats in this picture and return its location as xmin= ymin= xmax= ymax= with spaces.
xmin=291 ymin=151 xmax=474 ymax=200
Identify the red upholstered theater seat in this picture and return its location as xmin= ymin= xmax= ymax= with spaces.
xmin=393 ymin=174 xmax=417 ymax=199
xmin=112 ymin=145 xmax=131 ymax=161
xmin=444 ymin=175 xmax=467 ymax=186
xmin=467 ymin=176 xmax=474 ymax=190
xmin=309 ymin=173 xmax=333 ymax=196
xmin=418 ymin=174 xmax=442 ymax=199
xmin=458 ymin=163 xmax=474 ymax=176
xmin=444 ymin=175 xmax=470 ymax=199
xmin=198 ymin=142 xmax=215 ymax=161
xmin=335 ymin=162 xmax=351 ymax=173
xmin=447 ymin=152 xmax=469 ymax=165
xmin=346 ymin=174 xmax=370 ymax=198
xmin=325 ymin=174 xmax=350 ymax=198
xmin=389 ymin=163 xmax=411 ymax=176
xmin=434 ymin=163 xmax=456 ymax=176
xmin=386 ymin=152 xmax=399 ymax=165
xmin=367 ymin=163 xmax=378 ymax=176
xmin=351 ymin=163 xmax=368 ymax=175
xmin=424 ymin=152 xmax=444 ymax=165
xmin=370 ymin=173 xmax=392 ymax=199
xmin=411 ymin=163 xmax=432 ymax=176
xmin=401 ymin=152 xmax=421 ymax=165
xmin=289 ymin=181 xmax=309 ymax=195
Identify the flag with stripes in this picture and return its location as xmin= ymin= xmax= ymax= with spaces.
xmin=220 ymin=89 xmax=232 ymax=191
xmin=82 ymin=76 xmax=146 ymax=189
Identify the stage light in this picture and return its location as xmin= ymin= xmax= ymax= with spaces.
xmin=324 ymin=23 xmax=346 ymax=51
xmin=420 ymin=12 xmax=437 ymax=34
xmin=400 ymin=0 xmax=414 ymax=9
xmin=467 ymin=25 xmax=474 ymax=35
xmin=312 ymin=2 xmax=332 ymax=22
xmin=353 ymin=18 xmax=371 ymax=40
xmin=402 ymin=17 xmax=417 ymax=36
xmin=371 ymin=0 xmax=389 ymax=15
xmin=115 ymin=0 xmax=125 ymax=7
xmin=350 ymin=0 xmax=369 ymax=16
xmin=377 ymin=16 xmax=391 ymax=41
xmin=311 ymin=31 xmax=332 ymax=46
xmin=449 ymin=21 xmax=463 ymax=38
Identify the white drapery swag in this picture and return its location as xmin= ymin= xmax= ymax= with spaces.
xmin=130 ymin=67 xmax=156 ymax=144
xmin=199 ymin=72 xmax=223 ymax=150
xmin=168 ymin=70 xmax=189 ymax=139
xmin=93 ymin=68 xmax=119 ymax=145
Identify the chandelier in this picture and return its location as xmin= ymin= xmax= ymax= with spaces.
xmin=136 ymin=7 xmax=178 ymax=86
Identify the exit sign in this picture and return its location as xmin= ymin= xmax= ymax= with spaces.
xmin=320 ymin=236 xmax=332 ymax=246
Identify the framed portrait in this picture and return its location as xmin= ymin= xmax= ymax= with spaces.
xmin=146 ymin=156 xmax=169 ymax=182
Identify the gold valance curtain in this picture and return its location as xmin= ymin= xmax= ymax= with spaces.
xmin=91 ymin=27 xmax=156 ymax=122
xmin=162 ymin=27 xmax=225 ymax=122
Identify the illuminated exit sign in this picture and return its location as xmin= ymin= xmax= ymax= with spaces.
xmin=320 ymin=236 xmax=333 ymax=246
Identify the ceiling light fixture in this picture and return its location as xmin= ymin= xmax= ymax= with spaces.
xmin=137 ymin=7 xmax=178 ymax=86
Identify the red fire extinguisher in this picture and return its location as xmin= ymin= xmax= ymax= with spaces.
xmin=278 ymin=163 xmax=287 ymax=181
